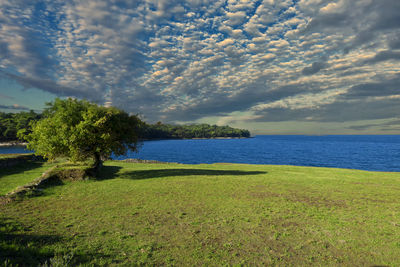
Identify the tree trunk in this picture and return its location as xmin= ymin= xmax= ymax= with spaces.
xmin=93 ymin=152 xmax=103 ymax=174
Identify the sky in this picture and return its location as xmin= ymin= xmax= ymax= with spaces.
xmin=0 ymin=0 xmax=399 ymax=135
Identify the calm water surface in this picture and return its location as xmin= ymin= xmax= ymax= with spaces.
xmin=2 ymin=135 xmax=400 ymax=172
xmin=0 ymin=145 xmax=32 ymax=154
xmin=115 ymin=135 xmax=400 ymax=172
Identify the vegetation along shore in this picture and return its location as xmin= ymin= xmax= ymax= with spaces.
xmin=0 ymin=110 xmax=250 ymax=144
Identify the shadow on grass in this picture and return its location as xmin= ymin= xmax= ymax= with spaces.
xmin=0 ymin=217 xmax=60 ymax=266
xmin=34 ymin=176 xmax=66 ymax=197
xmin=118 ymin=168 xmax=267 ymax=180
xmin=0 ymin=160 xmax=44 ymax=179
xmin=96 ymin=165 xmax=123 ymax=180
xmin=0 ymin=217 xmax=106 ymax=266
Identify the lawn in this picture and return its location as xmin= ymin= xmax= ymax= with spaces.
xmin=0 ymin=158 xmax=57 ymax=196
xmin=1 ymin=160 xmax=400 ymax=266
xmin=0 ymin=154 xmax=31 ymax=159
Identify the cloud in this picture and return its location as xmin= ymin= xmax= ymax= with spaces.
xmin=216 ymin=114 xmax=263 ymax=126
xmin=303 ymin=12 xmax=349 ymax=33
xmin=249 ymin=70 xmax=400 ymax=124
xmin=301 ymin=61 xmax=329 ymax=75
xmin=0 ymin=103 xmax=30 ymax=111
xmin=0 ymin=93 xmax=13 ymax=100
xmin=251 ymin=71 xmax=400 ymax=123
xmin=344 ymin=74 xmax=400 ymax=98
xmin=0 ymin=0 xmax=399 ymax=132
xmin=253 ymin=96 xmax=400 ymax=123
xmin=225 ymin=11 xmax=247 ymax=26
xmin=368 ymin=0 xmax=400 ymax=31
xmin=346 ymin=119 xmax=400 ymax=132
xmin=218 ymin=38 xmax=235 ymax=47
xmin=362 ymin=50 xmax=400 ymax=64
xmin=388 ymin=35 xmax=400 ymax=49
xmin=1 ymin=71 xmax=97 ymax=100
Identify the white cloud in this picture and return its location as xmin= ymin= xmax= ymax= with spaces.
xmin=225 ymin=11 xmax=247 ymax=26
xmin=269 ymin=39 xmax=289 ymax=47
xmin=320 ymin=1 xmax=346 ymax=14
xmin=218 ymin=38 xmax=235 ymax=47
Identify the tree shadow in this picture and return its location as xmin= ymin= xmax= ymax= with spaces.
xmin=0 ymin=217 xmax=106 ymax=266
xmin=33 ymin=176 xmax=66 ymax=197
xmin=96 ymin=165 xmax=123 ymax=180
xmin=118 ymin=168 xmax=267 ymax=180
xmin=0 ymin=217 xmax=61 ymax=266
xmin=0 ymin=159 xmax=45 ymax=179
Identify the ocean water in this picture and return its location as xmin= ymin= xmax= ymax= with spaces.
xmin=0 ymin=145 xmax=32 ymax=154
xmin=2 ymin=135 xmax=400 ymax=172
xmin=113 ymin=135 xmax=400 ymax=172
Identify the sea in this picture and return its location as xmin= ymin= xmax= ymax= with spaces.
xmin=2 ymin=135 xmax=400 ymax=172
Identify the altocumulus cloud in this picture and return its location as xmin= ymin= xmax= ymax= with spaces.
xmin=0 ymin=0 xmax=399 ymax=131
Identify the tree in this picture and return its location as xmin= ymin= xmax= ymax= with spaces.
xmin=0 ymin=110 xmax=41 ymax=142
xmin=19 ymin=98 xmax=142 ymax=172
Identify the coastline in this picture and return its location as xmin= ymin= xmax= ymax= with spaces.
xmin=0 ymin=141 xmax=28 ymax=147
xmin=190 ymin=137 xmax=251 ymax=140
xmin=1 ymin=137 xmax=252 ymax=146
xmin=139 ymin=136 xmax=252 ymax=141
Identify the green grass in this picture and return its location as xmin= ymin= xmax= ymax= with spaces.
xmin=0 ymin=159 xmax=58 ymax=196
xmin=1 ymin=160 xmax=400 ymax=266
xmin=0 ymin=153 xmax=31 ymax=159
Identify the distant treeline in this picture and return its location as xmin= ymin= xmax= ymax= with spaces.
xmin=0 ymin=111 xmax=41 ymax=142
xmin=0 ymin=111 xmax=250 ymax=142
xmin=140 ymin=122 xmax=250 ymax=139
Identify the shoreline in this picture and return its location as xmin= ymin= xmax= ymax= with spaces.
xmin=0 ymin=141 xmax=28 ymax=147
xmin=1 ymin=137 xmax=251 ymax=146
xmin=0 ymin=137 xmax=251 ymax=147
xmin=190 ymin=137 xmax=250 ymax=140
xmin=140 ymin=136 xmax=251 ymax=141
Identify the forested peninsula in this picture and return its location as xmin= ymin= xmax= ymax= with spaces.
xmin=0 ymin=111 xmax=250 ymax=142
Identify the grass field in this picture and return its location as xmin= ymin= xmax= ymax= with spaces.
xmin=0 ymin=153 xmax=31 ymax=159
xmin=0 ymin=159 xmax=57 ymax=196
xmin=1 ymin=160 xmax=400 ymax=266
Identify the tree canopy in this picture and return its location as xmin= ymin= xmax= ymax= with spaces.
xmin=19 ymin=98 xmax=142 ymax=169
xmin=140 ymin=122 xmax=250 ymax=139
xmin=0 ymin=110 xmax=41 ymax=142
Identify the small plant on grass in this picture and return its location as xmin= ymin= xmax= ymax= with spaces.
xmin=41 ymin=252 xmax=74 ymax=267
